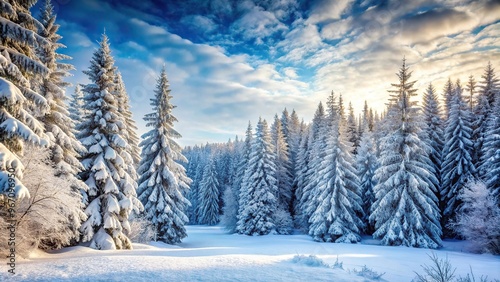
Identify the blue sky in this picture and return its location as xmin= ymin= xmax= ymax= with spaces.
xmin=38 ymin=0 xmax=500 ymax=146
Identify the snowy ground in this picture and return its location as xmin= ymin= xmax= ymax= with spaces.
xmin=2 ymin=225 xmax=499 ymax=281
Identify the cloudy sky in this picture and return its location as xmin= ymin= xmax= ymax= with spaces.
xmin=38 ymin=0 xmax=500 ymax=146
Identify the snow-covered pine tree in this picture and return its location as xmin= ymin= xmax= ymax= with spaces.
xmin=221 ymin=136 xmax=243 ymax=232
xmin=356 ymin=125 xmax=377 ymax=235
xmin=136 ymin=66 xmax=191 ymax=244
xmin=114 ymin=71 xmax=141 ymax=166
xmin=479 ymin=62 xmax=499 ymax=107
xmin=422 ymin=83 xmax=444 ymax=211
xmin=441 ymin=80 xmax=476 ymax=235
xmin=237 ymin=118 xmax=277 ymax=235
xmin=197 ymin=158 xmax=220 ymax=225
xmin=480 ymin=92 xmax=500 ymax=202
xmin=288 ymin=110 xmax=301 ymax=165
xmin=475 ymin=62 xmax=499 ymax=178
xmin=36 ymin=0 xmax=85 ymax=175
xmin=466 ymin=75 xmax=476 ymax=112
xmin=284 ymin=109 xmax=301 ymax=214
xmin=69 ymin=85 xmax=86 ymax=137
xmin=78 ymin=34 xmax=142 ymax=250
xmin=308 ymin=95 xmax=364 ymax=243
xmin=271 ymin=114 xmax=293 ymax=234
xmin=236 ymin=122 xmax=253 ymax=227
xmin=370 ymin=59 xmax=442 ymax=248
xmin=347 ymin=102 xmax=359 ymax=154
xmin=295 ymin=102 xmax=326 ymax=231
xmin=0 ymin=0 xmax=50 ymax=200
xmin=293 ymin=122 xmax=311 ymax=230
xmin=271 ymin=114 xmax=293 ymax=212
xmin=443 ymin=78 xmax=455 ymax=120
xmin=33 ymin=0 xmax=88 ymax=246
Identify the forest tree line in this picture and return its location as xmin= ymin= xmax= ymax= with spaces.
xmin=184 ymin=60 xmax=500 ymax=253
xmin=0 ymin=0 xmax=499 ymax=258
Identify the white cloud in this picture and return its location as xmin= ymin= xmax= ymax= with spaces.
xmin=306 ymin=0 xmax=354 ymax=24
xmin=230 ymin=6 xmax=288 ymax=43
xmin=180 ymin=15 xmax=218 ymax=34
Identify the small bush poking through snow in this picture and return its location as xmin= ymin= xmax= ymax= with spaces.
xmin=413 ymin=253 xmax=456 ymax=282
xmin=352 ymin=265 xmax=386 ymax=280
xmin=291 ymin=254 xmax=329 ymax=268
xmin=128 ymin=216 xmax=155 ymax=243
xmin=413 ymin=253 xmax=498 ymax=282
xmin=333 ymin=255 xmax=344 ymax=270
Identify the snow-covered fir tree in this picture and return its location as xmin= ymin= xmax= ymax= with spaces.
xmin=237 ymin=118 xmax=277 ymax=235
xmin=295 ymin=102 xmax=327 ymax=231
xmin=0 ymin=0 xmax=50 ymax=200
xmin=480 ymin=92 xmax=500 ymax=202
xmin=114 ymin=71 xmax=141 ymax=166
xmin=197 ymin=158 xmax=220 ymax=225
xmin=236 ymin=122 xmax=253 ymax=228
xmin=221 ymin=136 xmax=243 ymax=232
xmin=346 ymin=102 xmax=359 ymax=154
xmin=422 ymin=83 xmax=444 ymax=210
xmin=33 ymin=0 xmax=88 ymax=244
xmin=293 ymin=122 xmax=311 ymax=230
xmin=466 ymin=75 xmax=476 ymax=112
xmin=136 ymin=66 xmax=191 ymax=244
xmin=78 ymin=34 xmax=142 ymax=250
xmin=308 ymin=95 xmax=364 ymax=243
xmin=370 ymin=59 xmax=442 ymax=248
xmin=36 ymin=0 xmax=86 ymax=176
xmin=443 ymin=78 xmax=455 ymax=120
xmin=69 ymin=85 xmax=86 ymax=136
xmin=356 ymin=126 xmax=377 ymax=235
xmin=441 ymin=80 xmax=476 ymax=234
xmin=271 ymin=114 xmax=293 ymax=212
xmin=474 ymin=62 xmax=499 ymax=178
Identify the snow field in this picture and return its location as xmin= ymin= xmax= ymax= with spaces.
xmin=2 ymin=225 xmax=499 ymax=282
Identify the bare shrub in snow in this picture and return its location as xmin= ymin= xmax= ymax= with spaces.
xmin=291 ymin=254 xmax=329 ymax=268
xmin=0 ymin=146 xmax=86 ymax=257
xmin=413 ymin=253 xmax=456 ymax=282
xmin=273 ymin=208 xmax=293 ymax=235
xmin=449 ymin=181 xmax=500 ymax=254
xmin=220 ymin=186 xmax=238 ymax=233
xmin=352 ymin=265 xmax=385 ymax=280
xmin=128 ymin=215 xmax=155 ymax=243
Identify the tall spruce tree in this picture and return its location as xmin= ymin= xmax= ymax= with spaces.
xmin=346 ymin=102 xmax=359 ymax=154
xmin=197 ymin=158 xmax=220 ymax=225
xmin=236 ymin=122 xmax=253 ymax=227
xmin=296 ymin=102 xmax=326 ymax=231
xmin=443 ymin=78 xmax=455 ymax=120
xmin=441 ymin=80 xmax=476 ymax=234
xmin=78 ymin=34 xmax=142 ymax=250
xmin=293 ymin=122 xmax=311 ymax=230
xmin=69 ymin=85 xmax=86 ymax=137
xmin=0 ymin=0 xmax=50 ymax=200
xmin=237 ymin=118 xmax=277 ymax=235
xmin=114 ymin=71 xmax=141 ymax=166
xmin=356 ymin=126 xmax=377 ymax=235
xmin=475 ymin=62 xmax=499 ymax=178
xmin=136 ymin=67 xmax=191 ymax=244
xmin=481 ymin=94 xmax=500 ymax=202
xmin=422 ymin=83 xmax=444 ymax=211
xmin=271 ymin=114 xmax=293 ymax=212
xmin=35 ymin=0 xmax=87 ymax=245
xmin=308 ymin=96 xmax=364 ymax=243
xmin=370 ymin=59 xmax=442 ymax=248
